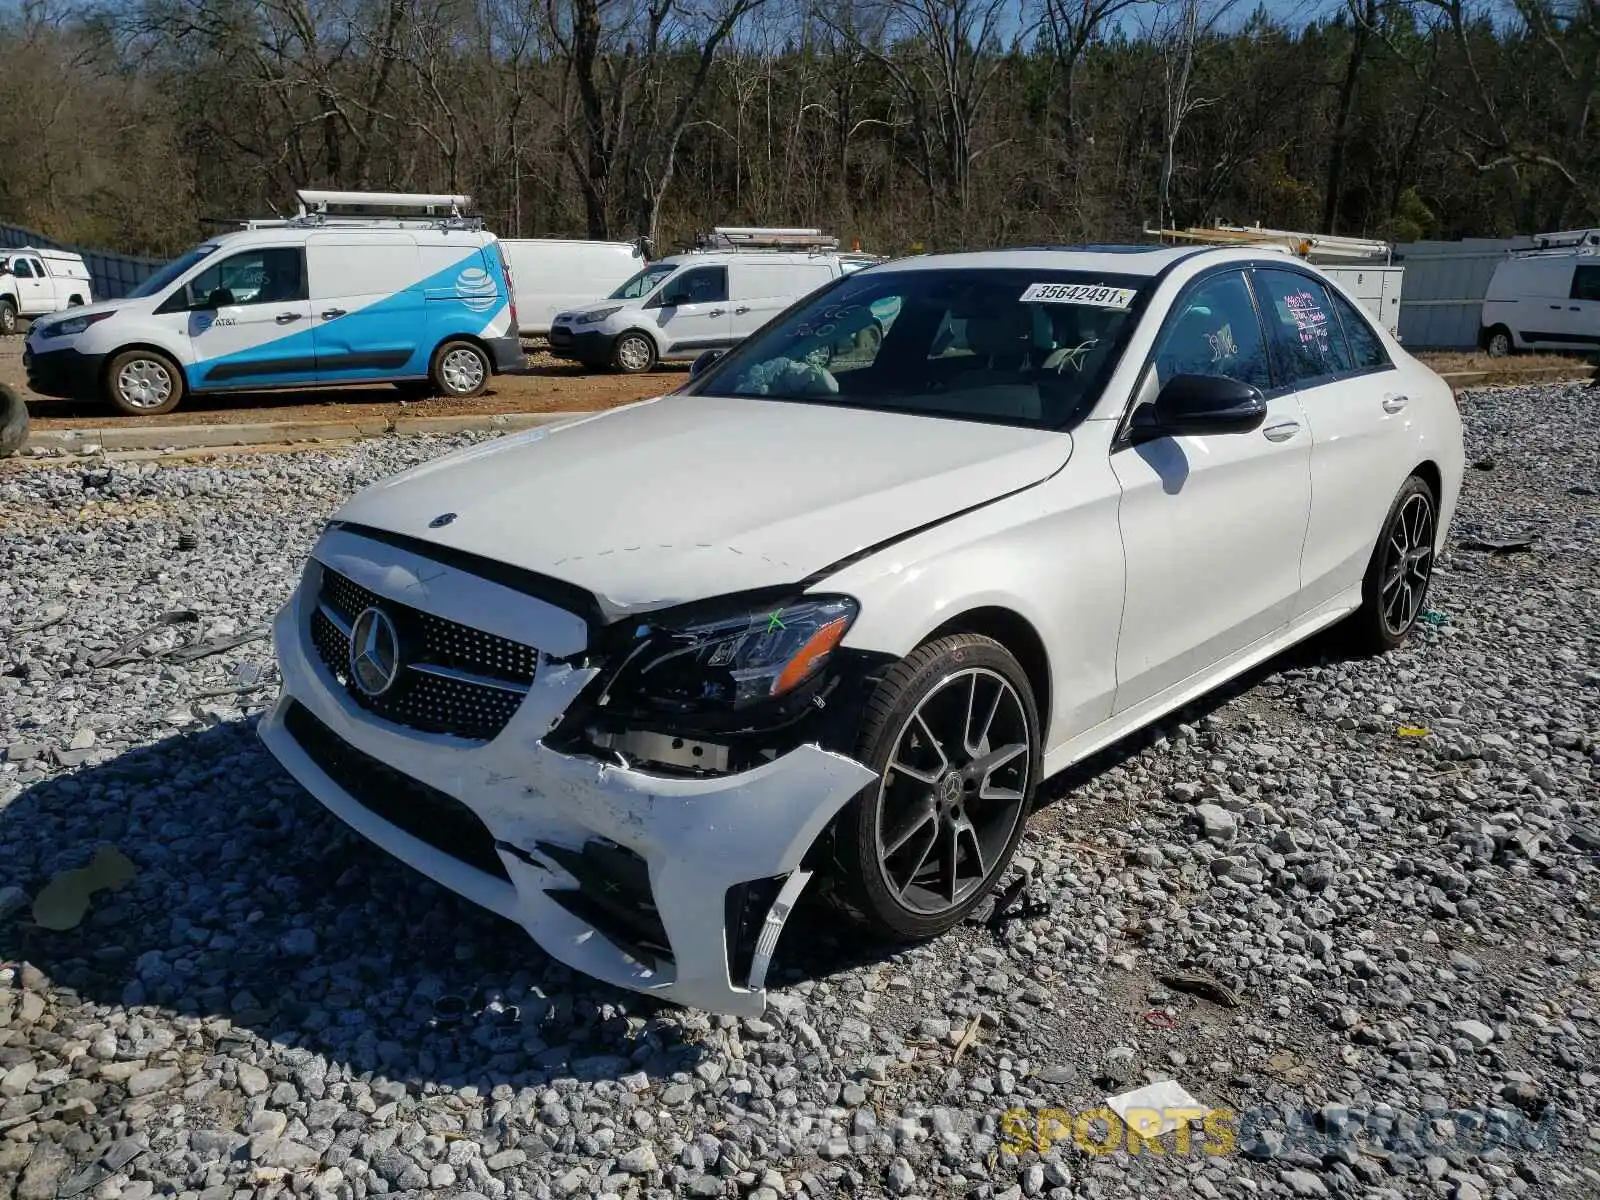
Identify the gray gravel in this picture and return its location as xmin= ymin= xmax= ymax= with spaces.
xmin=1 ymin=383 xmax=1597 ymax=1200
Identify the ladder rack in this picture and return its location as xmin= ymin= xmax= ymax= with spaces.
xmin=1147 ymin=221 xmax=1393 ymax=264
xmin=227 ymin=189 xmax=485 ymax=231
xmin=694 ymin=226 xmax=840 ymax=253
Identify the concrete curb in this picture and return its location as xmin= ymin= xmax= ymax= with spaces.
xmin=1439 ymin=364 xmax=1596 ymax=389
xmin=23 ymin=410 xmax=595 ymax=454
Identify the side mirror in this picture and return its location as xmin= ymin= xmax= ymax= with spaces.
xmin=1131 ymin=374 xmax=1267 ymax=442
xmin=689 ymin=349 xmax=725 ymax=381
xmin=203 ymin=287 xmax=235 ymax=310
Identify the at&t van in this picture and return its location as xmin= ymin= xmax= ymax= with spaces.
xmin=23 ymin=190 xmax=522 ymax=416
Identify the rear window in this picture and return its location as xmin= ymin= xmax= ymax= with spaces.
xmin=692 ymin=268 xmax=1147 ymax=429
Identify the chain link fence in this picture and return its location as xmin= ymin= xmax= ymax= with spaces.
xmin=0 ymin=221 xmax=164 ymax=300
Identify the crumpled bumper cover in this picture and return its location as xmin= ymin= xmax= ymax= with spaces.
xmin=258 ymin=562 xmax=877 ymax=1016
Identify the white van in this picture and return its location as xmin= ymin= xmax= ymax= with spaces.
xmin=548 ymin=229 xmax=855 ymax=372
xmin=1480 ymin=230 xmax=1600 ymax=356
xmin=0 ymin=247 xmax=93 ymax=335
xmin=22 ymin=191 xmax=522 ymax=416
xmin=499 ymin=238 xmax=643 ymax=336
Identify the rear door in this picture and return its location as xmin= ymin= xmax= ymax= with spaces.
xmin=175 ymin=245 xmax=314 ymax=389
xmin=1251 ymin=267 xmax=1416 ymax=619
xmin=730 ymin=260 xmax=837 ymax=339
xmin=1112 ymin=267 xmax=1314 ymax=711
xmin=1524 ymin=261 xmax=1578 ymax=347
xmin=307 ymin=234 xmax=424 ymax=381
xmin=650 ymin=265 xmax=731 ymax=357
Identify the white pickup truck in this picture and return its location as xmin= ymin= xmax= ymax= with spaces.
xmin=1 ymin=247 xmax=93 ymax=335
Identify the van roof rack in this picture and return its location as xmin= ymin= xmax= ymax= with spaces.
xmin=1530 ymin=228 xmax=1600 ymax=249
xmin=232 ymin=189 xmax=484 ymax=231
xmin=1146 ymin=221 xmax=1392 ymax=264
xmin=695 ymin=226 xmax=840 ymax=253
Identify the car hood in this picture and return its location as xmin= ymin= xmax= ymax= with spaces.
xmin=30 ymin=298 xmax=128 ymax=327
xmin=333 ymin=395 xmax=1072 ymax=621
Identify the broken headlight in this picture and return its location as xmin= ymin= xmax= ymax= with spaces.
xmin=624 ymin=596 xmax=858 ymax=713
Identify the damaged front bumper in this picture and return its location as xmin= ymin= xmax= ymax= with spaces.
xmin=258 ymin=554 xmax=877 ymax=1017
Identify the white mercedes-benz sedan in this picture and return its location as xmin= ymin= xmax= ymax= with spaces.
xmin=260 ymin=245 xmax=1465 ymax=1015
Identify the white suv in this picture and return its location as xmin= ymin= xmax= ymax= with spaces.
xmin=261 ymin=245 xmax=1464 ymax=1016
xmin=549 ymin=250 xmax=855 ymax=372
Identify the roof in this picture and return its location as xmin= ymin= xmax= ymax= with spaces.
xmin=867 ymin=246 xmax=1209 ymax=277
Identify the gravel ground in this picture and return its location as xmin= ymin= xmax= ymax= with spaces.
xmin=1 ymin=382 xmax=1597 ymax=1200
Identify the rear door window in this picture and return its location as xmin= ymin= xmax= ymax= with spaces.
xmin=1328 ymin=290 xmax=1391 ymax=372
xmin=1572 ymin=264 xmax=1600 ymax=301
xmin=1253 ymin=269 xmax=1352 ymax=388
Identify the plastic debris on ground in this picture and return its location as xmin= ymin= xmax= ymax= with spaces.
xmin=1396 ymin=726 xmax=1430 ymax=738
xmin=1105 ymin=1080 xmax=1211 ymax=1139
xmin=1157 ymin=971 xmax=1241 ymax=1008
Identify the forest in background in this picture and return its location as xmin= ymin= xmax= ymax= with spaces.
xmin=0 ymin=0 xmax=1595 ymax=260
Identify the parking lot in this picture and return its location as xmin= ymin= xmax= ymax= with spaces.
xmin=1 ymin=381 xmax=1597 ymax=1200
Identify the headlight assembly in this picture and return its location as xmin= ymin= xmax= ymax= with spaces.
xmin=618 ymin=596 xmax=859 ymax=713
xmin=42 ymin=311 xmax=112 ymax=339
xmin=575 ymin=306 xmax=624 ymax=326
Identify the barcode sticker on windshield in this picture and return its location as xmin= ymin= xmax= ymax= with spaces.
xmin=1020 ymin=282 xmax=1136 ymax=309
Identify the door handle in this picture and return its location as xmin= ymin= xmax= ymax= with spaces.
xmin=320 ymin=308 xmax=347 ymax=320
xmin=1262 ymin=420 xmax=1300 ymax=442
xmin=275 ymin=312 xmax=302 ymax=325
xmin=708 ymin=308 xmax=725 ymax=317
xmin=1571 ymin=305 xmax=1582 ymax=311
xmin=734 ymin=306 xmax=750 ymax=315
xmin=1550 ymin=304 xmax=1563 ymax=310
xmin=1381 ymin=393 xmax=1409 ymax=414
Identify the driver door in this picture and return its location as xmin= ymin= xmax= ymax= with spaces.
xmin=168 ymin=246 xmax=313 ymax=390
xmin=650 ymin=266 xmax=732 ymax=357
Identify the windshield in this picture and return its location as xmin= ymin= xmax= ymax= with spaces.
xmin=127 ymin=244 xmax=219 ymax=300
xmin=690 ymin=267 xmax=1148 ymax=428
xmin=610 ymin=262 xmax=677 ymax=300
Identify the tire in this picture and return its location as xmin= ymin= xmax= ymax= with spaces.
xmin=612 ymin=331 xmax=657 ymax=374
xmin=0 ymin=382 xmax=27 ymax=458
xmin=0 ymin=301 xmax=16 ymax=336
xmin=830 ymin=634 xmax=1040 ymax=940
xmin=1343 ymin=474 xmax=1438 ymax=654
xmin=104 ymin=349 xmax=184 ymax=417
xmin=1483 ymin=326 xmax=1512 ymax=358
xmin=429 ymin=340 xmax=490 ymax=398
xmin=392 ymin=380 xmax=435 ymax=400
xmin=68 ymin=296 xmax=84 ymax=307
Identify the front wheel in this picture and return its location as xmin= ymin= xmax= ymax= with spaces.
xmin=612 ymin=331 xmax=657 ymax=374
xmin=430 ymin=340 xmax=490 ymax=398
xmin=105 ymin=349 xmax=184 ymax=416
xmin=832 ymin=634 xmax=1040 ymax=939
xmin=1483 ymin=326 xmax=1512 ymax=358
xmin=0 ymin=301 xmax=16 ymax=336
xmin=1344 ymin=475 xmax=1438 ymax=654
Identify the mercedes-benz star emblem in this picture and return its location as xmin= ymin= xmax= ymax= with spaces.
xmin=429 ymin=512 xmax=457 ymax=528
xmin=348 ymin=606 xmax=401 ymax=697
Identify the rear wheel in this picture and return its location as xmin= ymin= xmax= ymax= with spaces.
xmin=1484 ymin=326 xmax=1512 ymax=358
xmin=105 ymin=349 xmax=184 ymax=416
xmin=0 ymin=301 xmax=16 ymax=336
xmin=1344 ymin=474 xmax=1437 ymax=654
xmin=832 ymin=634 xmax=1039 ymax=939
xmin=68 ymin=296 xmax=84 ymax=307
xmin=0 ymin=382 xmax=27 ymax=457
xmin=612 ymin=331 xmax=656 ymax=374
xmin=430 ymin=340 xmax=490 ymax=398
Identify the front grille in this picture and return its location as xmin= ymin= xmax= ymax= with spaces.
xmin=311 ymin=566 xmax=537 ymax=742
xmin=283 ymin=700 xmax=510 ymax=882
